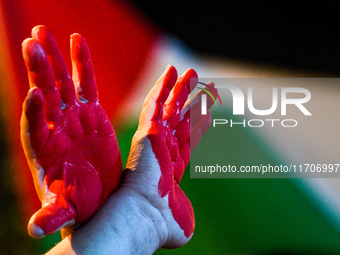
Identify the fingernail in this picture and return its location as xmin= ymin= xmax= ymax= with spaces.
xmin=161 ymin=65 xmax=172 ymax=76
xmin=27 ymin=87 xmax=44 ymax=108
xmin=22 ymin=39 xmax=43 ymax=59
xmin=178 ymin=68 xmax=197 ymax=90
xmin=28 ymin=222 xmax=45 ymax=238
xmin=22 ymin=39 xmax=32 ymax=62
xmin=22 ymin=39 xmax=47 ymax=71
xmin=71 ymin=33 xmax=90 ymax=62
xmin=32 ymin=25 xmax=47 ymax=41
xmin=25 ymin=88 xmax=33 ymax=108
xmin=71 ymin=33 xmax=85 ymax=48
xmin=206 ymin=81 xmax=215 ymax=88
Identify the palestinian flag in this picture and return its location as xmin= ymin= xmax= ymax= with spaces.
xmin=0 ymin=1 xmax=340 ymax=254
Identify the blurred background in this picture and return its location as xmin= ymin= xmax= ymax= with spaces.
xmin=1 ymin=1 xmax=340 ymax=254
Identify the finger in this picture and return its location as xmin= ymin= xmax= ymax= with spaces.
xmin=174 ymin=111 xmax=212 ymax=182
xmin=174 ymin=83 xmax=216 ymax=163
xmin=163 ymin=69 xmax=198 ymax=130
xmin=173 ymin=114 xmax=190 ymax=182
xmin=22 ymin=38 xmax=61 ymax=121
xmin=170 ymin=111 xmax=212 ymax=187
xmin=174 ymin=106 xmax=212 ymax=165
xmin=22 ymin=87 xmax=50 ymax=154
xmin=139 ymin=65 xmax=177 ymax=126
xmin=28 ymin=198 xmax=75 ymax=238
xmin=182 ymin=82 xmax=216 ymax=117
xmin=181 ymin=82 xmax=216 ymax=130
xmin=71 ymin=33 xmax=98 ymax=102
xmin=190 ymin=111 xmax=212 ymax=151
xmin=32 ymin=25 xmax=76 ymax=105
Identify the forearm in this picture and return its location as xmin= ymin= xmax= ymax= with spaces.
xmin=46 ymin=186 xmax=168 ymax=255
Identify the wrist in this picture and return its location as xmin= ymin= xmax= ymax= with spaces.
xmin=46 ymin=186 xmax=168 ymax=255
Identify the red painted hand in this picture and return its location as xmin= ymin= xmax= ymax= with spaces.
xmin=124 ymin=66 xmax=215 ymax=248
xmin=21 ymin=26 xmax=122 ymax=238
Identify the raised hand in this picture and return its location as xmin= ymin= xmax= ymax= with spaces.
xmin=124 ymin=66 xmax=215 ymax=248
xmin=41 ymin=66 xmax=216 ymax=254
xmin=20 ymin=26 xmax=122 ymax=238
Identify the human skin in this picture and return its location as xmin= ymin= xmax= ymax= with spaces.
xmin=21 ymin=26 xmax=216 ymax=253
xmin=21 ymin=26 xmax=122 ymax=237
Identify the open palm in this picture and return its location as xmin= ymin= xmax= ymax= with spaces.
xmin=21 ymin=26 xmax=122 ymax=238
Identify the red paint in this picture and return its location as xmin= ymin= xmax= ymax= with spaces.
xmin=22 ymin=27 xmax=122 ymax=236
xmin=211 ymin=86 xmax=222 ymax=106
xmin=35 ymin=102 xmax=122 ymax=230
xmin=147 ymin=67 xmax=198 ymax=238
xmin=2 ymin=0 xmax=158 ymax=222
